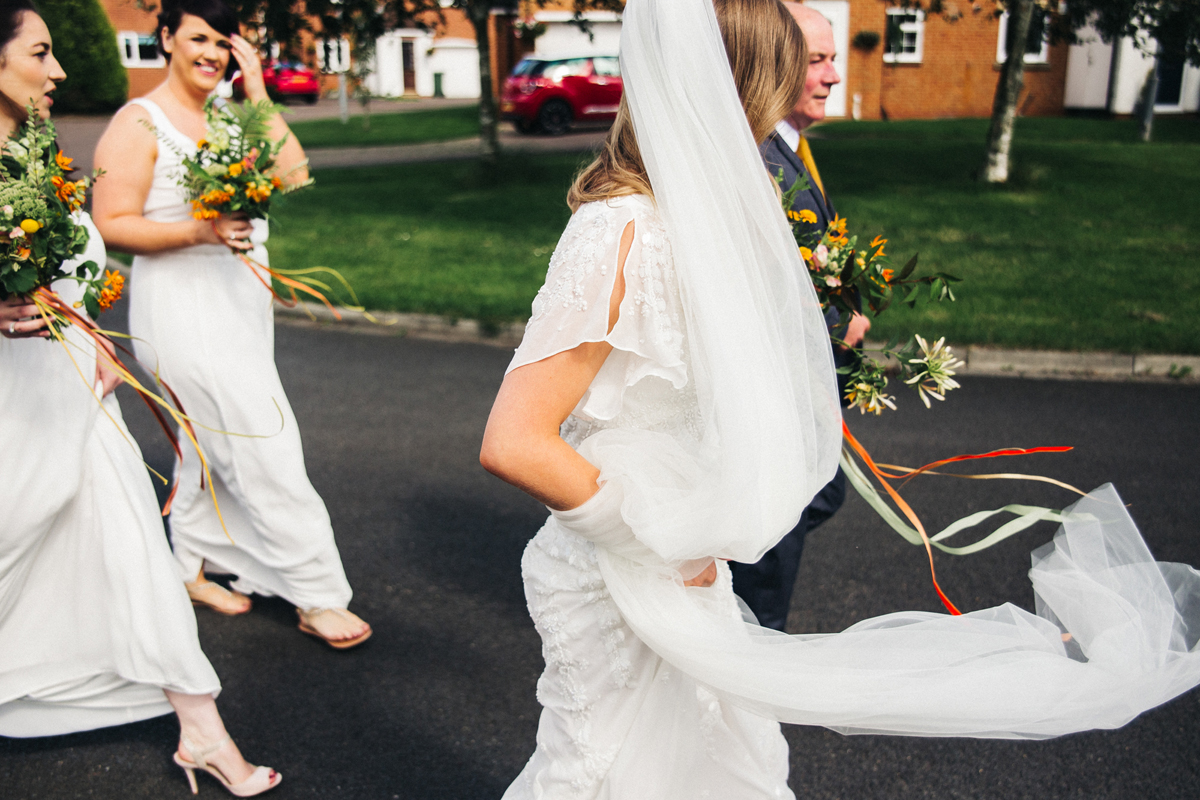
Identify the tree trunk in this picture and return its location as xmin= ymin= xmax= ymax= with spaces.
xmin=469 ymin=6 xmax=499 ymax=162
xmin=982 ymin=0 xmax=1035 ymax=183
xmin=1139 ymin=57 xmax=1159 ymax=142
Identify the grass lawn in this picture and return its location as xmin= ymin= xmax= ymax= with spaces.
xmin=267 ymin=115 xmax=1200 ymax=353
xmin=287 ymin=104 xmax=479 ymax=149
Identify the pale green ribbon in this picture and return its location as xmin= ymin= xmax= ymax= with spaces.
xmin=840 ymin=449 xmax=1068 ymax=555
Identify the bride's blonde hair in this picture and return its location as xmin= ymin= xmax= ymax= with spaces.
xmin=567 ymin=0 xmax=807 ymax=212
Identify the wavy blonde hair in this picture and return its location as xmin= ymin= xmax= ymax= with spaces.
xmin=567 ymin=0 xmax=807 ymax=212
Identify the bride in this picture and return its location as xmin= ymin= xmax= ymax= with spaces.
xmin=481 ymin=0 xmax=1200 ymax=795
xmin=0 ymin=3 xmax=279 ymax=795
xmin=91 ymin=0 xmax=369 ymax=648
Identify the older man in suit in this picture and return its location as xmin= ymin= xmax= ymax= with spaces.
xmin=730 ymin=2 xmax=870 ymax=632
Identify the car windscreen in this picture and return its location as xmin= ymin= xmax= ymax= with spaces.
xmin=511 ymin=59 xmax=541 ymax=77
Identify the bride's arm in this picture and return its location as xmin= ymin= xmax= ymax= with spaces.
xmin=91 ymin=106 xmax=248 ymax=255
xmin=481 ymin=221 xmax=633 ymax=511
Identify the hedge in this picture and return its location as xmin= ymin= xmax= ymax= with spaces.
xmin=39 ymin=0 xmax=128 ymax=114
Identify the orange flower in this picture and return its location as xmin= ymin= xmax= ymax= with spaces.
xmin=882 ymin=268 xmax=894 ymax=283
xmin=15 ymin=246 xmax=30 ymax=259
xmin=97 ymin=269 xmax=125 ymax=311
xmin=870 ymin=235 xmax=887 ymax=257
xmin=245 ymin=183 xmax=273 ymax=203
xmin=190 ymin=200 xmax=221 ymax=221
xmin=798 ymin=209 xmax=818 ymax=224
xmin=270 ymin=176 xmax=283 ymax=189
xmin=830 ymin=216 xmax=847 ymax=236
xmin=55 ymin=150 xmax=73 ymax=171
xmin=227 ymin=162 xmax=244 ymax=177
xmin=199 ymin=189 xmax=233 ymax=206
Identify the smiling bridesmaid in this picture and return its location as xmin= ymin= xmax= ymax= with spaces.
xmin=92 ymin=0 xmax=371 ymax=649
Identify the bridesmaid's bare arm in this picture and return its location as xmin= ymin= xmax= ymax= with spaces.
xmin=91 ymin=105 xmax=249 ymax=255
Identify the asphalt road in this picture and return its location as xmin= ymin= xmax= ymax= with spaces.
xmin=2 ymin=311 xmax=1198 ymax=800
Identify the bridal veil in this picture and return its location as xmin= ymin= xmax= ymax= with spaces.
xmin=564 ymin=0 xmax=1200 ymax=739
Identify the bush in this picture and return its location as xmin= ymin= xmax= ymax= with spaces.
xmin=39 ymin=0 xmax=128 ymax=114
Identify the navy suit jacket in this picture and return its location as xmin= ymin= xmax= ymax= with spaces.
xmin=760 ymin=131 xmax=836 ymax=237
xmin=759 ymin=131 xmax=857 ymax=396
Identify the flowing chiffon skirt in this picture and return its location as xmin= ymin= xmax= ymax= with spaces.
xmin=129 ymin=244 xmax=352 ymax=609
xmin=0 ymin=312 xmax=220 ymax=737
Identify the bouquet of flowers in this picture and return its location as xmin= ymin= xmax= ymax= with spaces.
xmin=180 ymin=97 xmax=305 ymax=223
xmin=0 ymin=111 xmax=117 ymax=322
xmin=781 ymin=178 xmax=962 ymax=416
xmin=153 ymin=97 xmax=371 ymax=321
xmin=780 ymin=177 xmax=1075 ymax=616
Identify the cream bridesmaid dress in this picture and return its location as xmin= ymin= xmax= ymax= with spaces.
xmin=0 ymin=215 xmax=221 ymax=736
xmin=125 ymin=98 xmax=352 ymax=610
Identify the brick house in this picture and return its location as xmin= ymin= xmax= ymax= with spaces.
xmin=98 ymin=0 xmax=1197 ymax=115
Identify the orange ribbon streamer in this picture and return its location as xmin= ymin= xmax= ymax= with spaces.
xmin=841 ymin=422 xmax=1075 ymax=616
xmin=842 ymin=421 xmax=962 ymax=615
xmin=31 ymin=287 xmax=227 ymax=535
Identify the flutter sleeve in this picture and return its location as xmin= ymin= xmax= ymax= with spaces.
xmin=507 ymin=195 xmax=687 ymax=421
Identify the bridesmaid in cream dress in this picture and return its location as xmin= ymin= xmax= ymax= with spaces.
xmin=92 ymin=0 xmax=369 ymax=648
xmin=0 ymin=4 xmax=279 ymax=795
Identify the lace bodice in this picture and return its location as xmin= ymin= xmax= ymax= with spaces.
xmin=508 ymin=195 xmax=699 ymax=448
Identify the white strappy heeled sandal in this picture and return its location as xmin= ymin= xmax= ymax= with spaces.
xmin=174 ymin=735 xmax=281 ymax=797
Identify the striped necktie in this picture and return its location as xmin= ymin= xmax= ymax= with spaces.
xmin=795 ymin=136 xmax=827 ymax=203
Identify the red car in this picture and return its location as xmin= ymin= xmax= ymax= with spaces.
xmin=501 ymin=56 xmax=622 ymax=135
xmin=233 ymin=59 xmax=320 ymax=104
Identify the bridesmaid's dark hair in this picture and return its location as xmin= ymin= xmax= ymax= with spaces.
xmin=156 ymin=0 xmax=239 ymax=60
xmin=0 ymin=0 xmax=40 ymax=125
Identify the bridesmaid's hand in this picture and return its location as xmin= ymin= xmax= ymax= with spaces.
xmin=199 ymin=214 xmax=254 ymax=251
xmin=0 ymin=294 xmax=49 ymax=338
xmin=230 ymin=35 xmax=269 ymax=103
xmin=94 ymin=335 xmax=123 ymax=397
xmin=683 ymin=560 xmax=718 ymax=588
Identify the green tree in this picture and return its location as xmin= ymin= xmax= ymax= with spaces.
xmin=39 ymin=0 xmax=128 ymax=114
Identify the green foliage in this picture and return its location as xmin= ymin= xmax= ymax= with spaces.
xmin=813 ymin=117 xmax=1200 ymax=354
xmin=38 ymin=0 xmax=127 ymax=114
xmin=0 ymin=113 xmax=101 ymax=314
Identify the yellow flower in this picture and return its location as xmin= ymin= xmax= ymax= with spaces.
xmin=227 ymin=162 xmax=244 ymax=177
xmin=799 ymin=246 xmax=813 ymax=262
xmin=798 ymin=209 xmax=818 ymax=224
xmin=197 ymin=139 xmax=208 ymax=149
xmin=19 ymin=219 xmax=40 ymax=233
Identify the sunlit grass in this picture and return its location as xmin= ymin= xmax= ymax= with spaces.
xmin=268 ymin=116 xmax=1200 ymax=353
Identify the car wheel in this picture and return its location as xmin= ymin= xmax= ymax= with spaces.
xmin=514 ymin=118 xmax=538 ymax=135
xmin=537 ymin=100 xmax=572 ymax=136
xmin=304 ymin=93 xmax=319 ymax=105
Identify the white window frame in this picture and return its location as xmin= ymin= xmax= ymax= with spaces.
xmin=996 ymin=10 xmax=1050 ymax=65
xmin=116 ymin=31 xmax=165 ymax=68
xmin=883 ymin=9 xmax=925 ymax=64
xmin=317 ymin=37 xmax=352 ymax=73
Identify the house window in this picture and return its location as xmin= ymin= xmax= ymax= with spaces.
xmin=996 ymin=9 xmax=1050 ymax=64
xmin=884 ymin=9 xmax=924 ymax=64
xmin=117 ymin=32 xmax=165 ymax=68
xmin=318 ymin=38 xmax=351 ymax=73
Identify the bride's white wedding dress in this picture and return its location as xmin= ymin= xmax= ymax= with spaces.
xmin=502 ymin=194 xmax=1200 ymax=799
xmin=125 ymin=98 xmax=352 ymax=609
xmin=504 ymin=195 xmax=793 ymax=799
xmin=0 ymin=216 xmax=220 ymax=737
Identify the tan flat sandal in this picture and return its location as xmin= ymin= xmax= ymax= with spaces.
xmin=296 ymin=607 xmax=372 ymax=650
